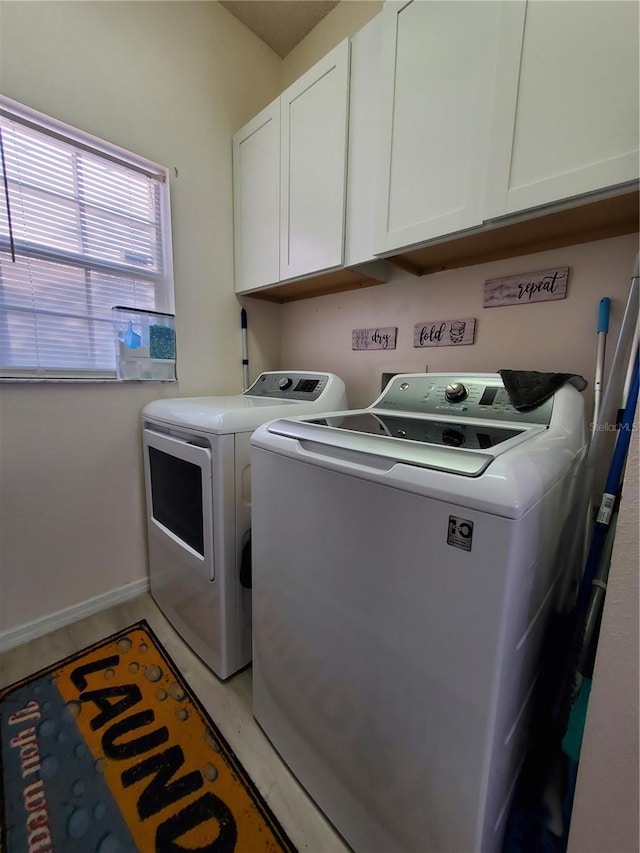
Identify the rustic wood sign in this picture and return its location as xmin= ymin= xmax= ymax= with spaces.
xmin=413 ymin=318 xmax=476 ymax=348
xmin=352 ymin=327 xmax=397 ymax=350
xmin=484 ymin=267 xmax=569 ymax=307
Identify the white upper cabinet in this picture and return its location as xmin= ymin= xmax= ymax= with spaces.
xmin=233 ymin=100 xmax=280 ymax=294
xmin=233 ymin=39 xmax=351 ymax=293
xmin=486 ymin=0 xmax=640 ymax=219
xmin=375 ymin=0 xmax=504 ymax=254
xmin=280 ymin=39 xmax=350 ymax=281
xmin=345 ymin=14 xmax=382 ymax=268
xmin=234 ymin=3 xmax=638 ymax=297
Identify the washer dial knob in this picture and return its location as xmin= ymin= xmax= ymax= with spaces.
xmin=445 ymin=382 xmax=468 ymax=403
xmin=279 ymin=376 xmax=293 ymax=391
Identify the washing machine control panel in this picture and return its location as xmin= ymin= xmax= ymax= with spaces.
xmin=377 ymin=374 xmax=554 ymax=425
xmin=246 ymin=372 xmax=329 ymax=401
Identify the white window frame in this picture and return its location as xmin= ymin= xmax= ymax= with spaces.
xmin=0 ymin=96 xmax=176 ymax=380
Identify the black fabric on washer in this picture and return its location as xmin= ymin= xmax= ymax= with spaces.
xmin=498 ymin=370 xmax=587 ymax=412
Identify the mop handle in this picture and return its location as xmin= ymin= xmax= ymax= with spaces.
xmin=241 ymin=308 xmax=249 ymax=392
xmin=593 ymin=297 xmax=610 ymax=428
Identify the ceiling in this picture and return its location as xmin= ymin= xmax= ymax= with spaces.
xmin=219 ymin=1 xmax=340 ymax=58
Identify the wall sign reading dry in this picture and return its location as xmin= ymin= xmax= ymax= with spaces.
xmin=413 ymin=318 xmax=476 ymax=348
xmin=484 ymin=267 xmax=569 ymax=307
xmin=352 ymin=327 xmax=397 ymax=350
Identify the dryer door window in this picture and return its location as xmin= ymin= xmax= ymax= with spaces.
xmin=148 ymin=446 xmax=204 ymax=556
xmin=143 ymin=428 xmax=214 ymax=580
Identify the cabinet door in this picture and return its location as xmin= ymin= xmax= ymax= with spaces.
xmin=345 ymin=14 xmax=382 ymax=268
xmin=375 ymin=0 xmax=503 ymax=254
xmin=280 ymin=39 xmax=350 ymax=281
xmin=486 ymin=1 xmax=640 ymax=219
xmin=232 ymin=99 xmax=280 ymax=293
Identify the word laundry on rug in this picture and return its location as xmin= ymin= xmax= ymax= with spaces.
xmin=0 ymin=620 xmax=296 ymax=853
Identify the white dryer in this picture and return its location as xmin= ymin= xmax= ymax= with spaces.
xmin=250 ymin=373 xmax=587 ymax=853
xmin=141 ymin=371 xmax=347 ymax=680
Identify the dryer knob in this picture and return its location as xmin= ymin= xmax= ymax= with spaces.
xmin=445 ymin=382 xmax=468 ymax=403
xmin=279 ymin=376 xmax=293 ymax=391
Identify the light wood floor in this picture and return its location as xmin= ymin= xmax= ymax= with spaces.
xmin=0 ymin=593 xmax=351 ymax=853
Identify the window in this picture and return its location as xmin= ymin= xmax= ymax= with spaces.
xmin=0 ymin=96 xmax=175 ymax=379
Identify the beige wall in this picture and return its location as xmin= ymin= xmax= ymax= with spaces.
xmin=0 ymin=0 xmax=282 ymax=638
xmin=281 ymin=235 xmax=639 ymax=412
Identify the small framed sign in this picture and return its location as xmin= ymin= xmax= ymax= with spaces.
xmin=484 ymin=267 xmax=568 ymax=308
xmin=414 ymin=318 xmax=476 ymax=348
xmin=352 ymin=327 xmax=397 ymax=350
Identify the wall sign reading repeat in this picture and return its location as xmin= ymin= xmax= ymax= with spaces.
xmin=483 ymin=267 xmax=569 ymax=307
xmin=352 ymin=327 xmax=397 ymax=350
xmin=413 ymin=318 xmax=476 ymax=348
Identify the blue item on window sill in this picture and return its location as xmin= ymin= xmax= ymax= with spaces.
xmin=124 ymin=320 xmax=142 ymax=349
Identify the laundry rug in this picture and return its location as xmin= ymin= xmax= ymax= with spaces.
xmin=0 ymin=620 xmax=297 ymax=853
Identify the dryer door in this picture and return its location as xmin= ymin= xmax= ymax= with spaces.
xmin=143 ymin=428 xmax=214 ymax=580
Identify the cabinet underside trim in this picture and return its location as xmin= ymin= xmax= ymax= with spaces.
xmin=387 ymin=188 xmax=639 ymax=277
xmin=242 ymin=188 xmax=638 ymax=301
xmin=243 ymin=267 xmax=385 ymax=303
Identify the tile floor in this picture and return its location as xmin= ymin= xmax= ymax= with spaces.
xmin=0 ymin=594 xmax=351 ymax=853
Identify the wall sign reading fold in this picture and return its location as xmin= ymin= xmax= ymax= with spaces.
xmin=484 ymin=267 xmax=569 ymax=307
xmin=413 ymin=318 xmax=476 ymax=348
xmin=352 ymin=327 xmax=397 ymax=350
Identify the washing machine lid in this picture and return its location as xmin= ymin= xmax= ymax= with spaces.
xmin=142 ymin=371 xmax=347 ymax=434
xmin=266 ymin=410 xmax=542 ymax=477
xmin=263 ymin=372 xmax=553 ymax=477
xmin=309 ymin=411 xmax=524 ymax=448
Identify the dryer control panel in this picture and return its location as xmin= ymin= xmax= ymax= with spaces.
xmin=246 ymin=372 xmax=330 ymax=402
xmin=376 ymin=374 xmax=554 ymax=425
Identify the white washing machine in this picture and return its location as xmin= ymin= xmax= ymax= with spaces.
xmin=141 ymin=371 xmax=347 ymax=680
xmin=250 ymin=373 xmax=587 ymax=853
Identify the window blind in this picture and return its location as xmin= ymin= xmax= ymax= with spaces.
xmin=0 ymin=97 xmax=175 ymax=379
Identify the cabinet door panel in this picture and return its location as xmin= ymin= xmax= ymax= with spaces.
xmin=376 ymin=0 xmax=502 ymax=253
xmin=280 ymin=39 xmax=350 ymax=281
xmin=345 ymin=14 xmax=382 ymax=268
xmin=233 ymin=100 xmax=280 ymax=293
xmin=486 ymin=1 xmax=640 ymax=218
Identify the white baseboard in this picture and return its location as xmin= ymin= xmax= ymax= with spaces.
xmin=0 ymin=577 xmax=150 ymax=653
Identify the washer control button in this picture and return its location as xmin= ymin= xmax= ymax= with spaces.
xmin=279 ymin=377 xmax=293 ymax=390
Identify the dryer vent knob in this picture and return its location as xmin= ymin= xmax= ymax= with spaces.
xmin=445 ymin=382 xmax=468 ymax=403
